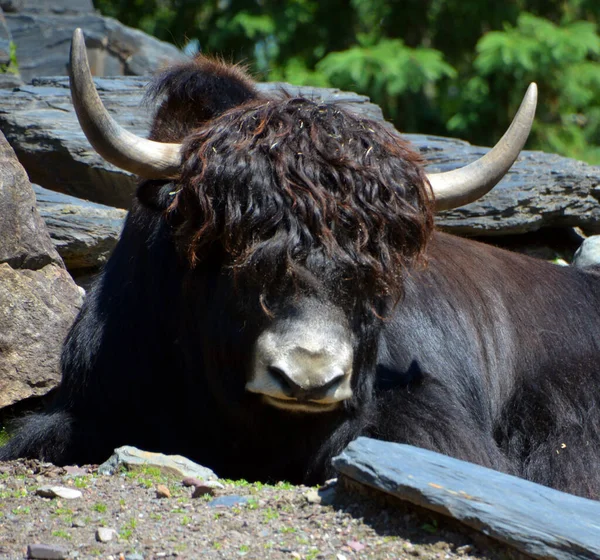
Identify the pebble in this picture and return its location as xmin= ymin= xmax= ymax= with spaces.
xmin=72 ymin=518 xmax=87 ymax=528
xmin=347 ymin=541 xmax=366 ymax=552
xmin=96 ymin=527 xmax=117 ymax=542
xmin=125 ymin=555 xmax=145 ymax=560
xmin=63 ymin=466 xmax=88 ymax=477
xmin=26 ymin=543 xmax=68 ymax=559
xmin=36 ymin=486 xmax=82 ymax=500
xmin=304 ymin=486 xmax=336 ymax=505
xmin=156 ymin=484 xmax=171 ymax=498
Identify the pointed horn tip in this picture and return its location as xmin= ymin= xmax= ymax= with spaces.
xmin=72 ymin=28 xmax=84 ymax=46
xmin=526 ymin=82 xmax=538 ymax=105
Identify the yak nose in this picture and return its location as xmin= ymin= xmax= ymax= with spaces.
xmin=265 ymin=351 xmax=348 ymax=401
xmin=247 ymin=318 xmax=354 ymax=411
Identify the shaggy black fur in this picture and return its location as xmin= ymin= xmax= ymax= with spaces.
xmin=2 ymin=57 xmax=600 ymax=499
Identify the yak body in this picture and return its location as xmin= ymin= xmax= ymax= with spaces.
xmin=2 ymin=57 xmax=600 ymax=498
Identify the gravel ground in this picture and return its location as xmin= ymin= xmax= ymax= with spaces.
xmin=0 ymin=459 xmax=518 ymax=560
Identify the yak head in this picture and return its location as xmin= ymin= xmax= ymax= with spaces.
xmin=68 ymin=29 xmax=536 ymax=415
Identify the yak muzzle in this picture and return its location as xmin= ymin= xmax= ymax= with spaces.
xmin=246 ymin=306 xmax=354 ymax=413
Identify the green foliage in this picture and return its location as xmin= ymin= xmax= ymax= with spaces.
xmin=92 ymin=0 xmax=600 ymax=163
xmin=317 ymin=39 xmax=455 ymax=120
xmin=0 ymin=41 xmax=19 ymax=75
xmin=469 ymin=13 xmax=600 ymax=162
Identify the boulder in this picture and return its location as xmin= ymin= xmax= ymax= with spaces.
xmin=0 ymin=76 xmax=599 ymax=237
xmin=5 ymin=12 xmax=188 ymax=82
xmin=0 ymin=130 xmax=83 ymax=410
xmin=334 ymin=437 xmax=600 ymax=560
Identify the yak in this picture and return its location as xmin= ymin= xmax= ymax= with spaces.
xmin=1 ymin=29 xmax=600 ymax=499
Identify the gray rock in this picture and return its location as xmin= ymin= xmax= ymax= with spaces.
xmin=0 ymin=8 xmax=11 ymax=66
xmin=427 ymin=138 xmax=600 ymax=236
xmin=34 ymin=185 xmax=126 ymax=271
xmin=26 ymin=543 xmax=68 ymax=559
xmin=333 ymin=437 xmax=600 ymax=560
xmin=1 ymin=76 xmax=599 ymax=236
xmin=0 ymin=130 xmax=83 ymax=410
xmin=0 ymin=130 xmax=61 ymax=269
xmin=36 ymin=485 xmax=82 ymax=499
xmin=0 ymin=71 xmax=22 ymax=88
xmin=20 ymin=0 xmax=93 ymax=12
xmin=572 ymin=236 xmax=600 ymax=269
xmin=95 ymin=527 xmax=117 ymax=543
xmin=98 ymin=445 xmax=218 ymax=481
xmin=5 ymin=13 xmax=188 ymax=82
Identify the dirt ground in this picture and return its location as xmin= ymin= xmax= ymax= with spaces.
xmin=0 ymin=459 xmax=519 ymax=560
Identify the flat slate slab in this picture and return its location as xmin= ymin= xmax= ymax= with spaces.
xmin=333 ymin=437 xmax=600 ymax=560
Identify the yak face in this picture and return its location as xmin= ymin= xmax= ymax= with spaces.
xmin=157 ymin=79 xmax=434 ymax=414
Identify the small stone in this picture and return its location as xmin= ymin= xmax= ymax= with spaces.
xmin=96 ymin=527 xmax=117 ymax=542
xmin=336 ymin=554 xmax=348 ymax=560
xmin=36 ymin=486 xmax=82 ymax=500
xmin=456 ymin=544 xmax=474 ymax=555
xmin=63 ymin=466 xmax=88 ymax=477
xmin=305 ymin=486 xmax=335 ymax=505
xmin=156 ymin=484 xmax=171 ymax=498
xmin=346 ymin=541 xmax=366 ymax=552
xmin=72 ymin=518 xmax=87 ymax=528
xmin=191 ymin=485 xmax=216 ymax=498
xmin=98 ymin=446 xmax=217 ymax=480
xmin=304 ymin=489 xmax=322 ymax=504
xmin=125 ymin=554 xmax=145 ymax=560
xmin=26 ymin=543 xmax=68 ymax=559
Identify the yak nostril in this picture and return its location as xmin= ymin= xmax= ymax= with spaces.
xmin=267 ymin=364 xmax=345 ymax=399
xmin=267 ymin=365 xmax=302 ymax=393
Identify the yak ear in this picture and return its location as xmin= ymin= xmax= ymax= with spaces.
xmin=146 ymin=56 xmax=260 ymax=143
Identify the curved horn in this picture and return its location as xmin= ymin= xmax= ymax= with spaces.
xmin=428 ymin=83 xmax=537 ymax=211
xmin=69 ymin=28 xmax=182 ymax=179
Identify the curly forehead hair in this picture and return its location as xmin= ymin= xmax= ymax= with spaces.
xmin=169 ymin=95 xmax=434 ymax=302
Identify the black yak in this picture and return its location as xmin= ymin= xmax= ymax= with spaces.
xmin=2 ymin=29 xmax=600 ymax=499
